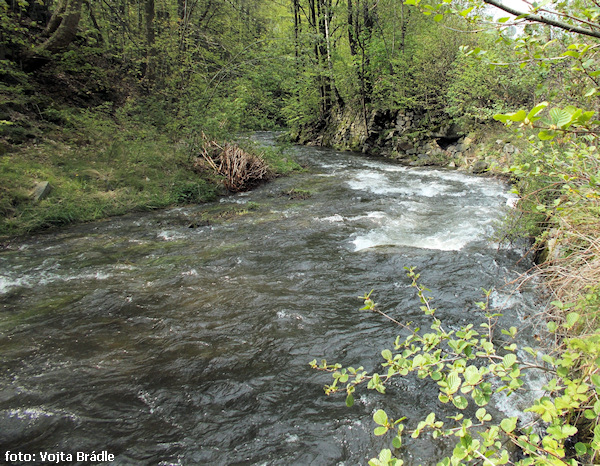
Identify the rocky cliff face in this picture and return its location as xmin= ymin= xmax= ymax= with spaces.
xmin=291 ymin=105 xmax=518 ymax=173
xmin=292 ymin=106 xmax=473 ymax=165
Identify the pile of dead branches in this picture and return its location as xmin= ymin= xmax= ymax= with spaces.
xmin=194 ymin=136 xmax=273 ymax=192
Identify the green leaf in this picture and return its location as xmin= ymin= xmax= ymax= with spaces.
xmin=374 ymin=426 xmax=389 ymax=436
xmin=565 ymin=312 xmax=580 ymax=329
xmin=549 ymin=108 xmax=572 ymax=128
xmin=453 ymin=444 xmax=468 ymax=460
xmin=453 ymin=395 xmax=469 ymax=410
xmin=585 ymin=88 xmax=598 ymax=97
xmin=500 ymin=417 xmax=518 ymax=433
xmin=464 ymin=366 xmax=481 ymax=385
xmin=447 ymin=371 xmax=462 ymax=394
xmin=526 ymin=101 xmax=548 ymax=121
xmin=476 ymin=408 xmax=492 ymax=422
xmin=346 ymin=393 xmax=354 ymax=407
xmin=497 ymin=16 xmax=511 ymax=22
xmin=503 ymin=353 xmax=517 ymax=368
xmin=381 ymin=349 xmax=393 ymax=360
xmin=371 ymin=449 xmax=393 ymax=465
xmin=433 ymin=14 xmax=443 ymax=22
xmin=373 ymin=409 xmax=388 ymax=426
xmin=494 ymin=110 xmax=527 ymax=123
xmin=472 ymin=383 xmax=492 ymax=407
xmin=575 ymin=442 xmax=588 ymax=456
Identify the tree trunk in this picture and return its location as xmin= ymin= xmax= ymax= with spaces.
xmin=316 ymin=0 xmax=331 ymax=114
xmin=323 ymin=0 xmax=343 ymax=108
xmin=37 ymin=0 xmax=83 ymax=54
xmin=143 ymin=0 xmax=156 ymax=80
xmin=43 ymin=0 xmax=67 ymax=37
xmin=293 ymin=0 xmax=300 ymax=59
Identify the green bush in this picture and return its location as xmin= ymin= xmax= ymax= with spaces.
xmin=313 ymin=268 xmax=600 ymax=465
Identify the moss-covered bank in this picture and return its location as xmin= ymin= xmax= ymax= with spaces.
xmin=0 ymin=111 xmax=300 ymax=241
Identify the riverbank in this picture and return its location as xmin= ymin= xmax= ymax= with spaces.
xmin=0 ymin=113 xmax=300 ymax=242
xmin=289 ymin=105 xmax=523 ymax=175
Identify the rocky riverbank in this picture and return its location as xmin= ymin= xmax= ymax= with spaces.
xmin=290 ymin=105 xmax=521 ymax=174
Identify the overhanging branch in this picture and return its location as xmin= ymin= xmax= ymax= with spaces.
xmin=484 ymin=0 xmax=600 ymax=39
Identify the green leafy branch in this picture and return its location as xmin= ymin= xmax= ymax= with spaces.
xmin=311 ymin=269 xmax=600 ymax=465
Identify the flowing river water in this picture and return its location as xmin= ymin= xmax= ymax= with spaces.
xmin=0 ymin=133 xmax=542 ymax=465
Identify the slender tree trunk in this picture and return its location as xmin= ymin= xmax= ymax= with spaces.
xmin=348 ymin=0 xmax=367 ymax=128
xmin=316 ymin=0 xmax=331 ymax=114
xmin=323 ymin=0 xmax=343 ymax=108
xmin=86 ymin=0 xmax=104 ymax=45
xmin=293 ymin=0 xmax=300 ymax=59
xmin=400 ymin=2 xmax=407 ymax=52
xmin=143 ymin=0 xmax=156 ymax=80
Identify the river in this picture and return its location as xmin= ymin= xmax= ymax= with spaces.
xmin=0 ymin=132 xmax=539 ymax=464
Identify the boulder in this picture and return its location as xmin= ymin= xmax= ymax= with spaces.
xmin=398 ymin=141 xmax=414 ymax=152
xmin=31 ymin=181 xmax=52 ymax=201
xmin=503 ymin=143 xmax=517 ymax=154
xmin=472 ymin=161 xmax=488 ymax=174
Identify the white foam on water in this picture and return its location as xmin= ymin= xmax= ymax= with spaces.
xmin=220 ymin=197 xmax=249 ymax=205
xmin=347 ymin=171 xmax=450 ymax=198
xmin=0 ymin=269 xmax=112 ymax=295
xmin=321 ymin=214 xmax=345 ymax=223
xmin=285 ymin=433 xmax=300 ymax=443
xmin=343 ymin=211 xmax=387 ymax=223
xmin=350 ymin=206 xmax=495 ymax=252
xmin=505 ymin=194 xmax=519 ymax=208
xmin=362 ymin=160 xmax=407 ymax=172
xmin=276 ymin=310 xmax=303 ymax=321
xmin=5 ymin=407 xmax=78 ymax=421
xmin=158 ymin=230 xmax=186 ymax=241
xmin=0 ymin=275 xmax=29 ymax=294
xmin=352 ymin=230 xmax=472 ymax=252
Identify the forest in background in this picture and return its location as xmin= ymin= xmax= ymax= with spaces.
xmin=2 ymin=0 xmax=600 ymax=462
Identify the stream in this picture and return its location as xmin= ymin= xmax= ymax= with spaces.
xmin=0 ymin=132 xmax=541 ymax=465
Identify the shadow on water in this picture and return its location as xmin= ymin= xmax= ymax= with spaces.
xmin=0 ymin=132 xmax=540 ymax=465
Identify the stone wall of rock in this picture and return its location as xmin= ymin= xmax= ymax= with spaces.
xmin=292 ymin=105 xmax=519 ymax=172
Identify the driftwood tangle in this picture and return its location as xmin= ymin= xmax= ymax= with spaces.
xmin=195 ymin=135 xmax=272 ymax=192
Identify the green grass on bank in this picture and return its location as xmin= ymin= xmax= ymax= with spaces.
xmin=0 ymin=110 xmax=299 ymax=240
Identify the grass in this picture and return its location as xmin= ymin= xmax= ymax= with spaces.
xmin=0 ymin=109 xmax=299 ymax=240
